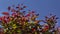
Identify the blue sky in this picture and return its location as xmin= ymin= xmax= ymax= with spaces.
xmin=0 ymin=0 xmax=60 ymax=26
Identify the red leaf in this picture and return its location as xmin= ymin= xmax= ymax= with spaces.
xmin=45 ymin=26 xmax=49 ymax=29
xmin=2 ymin=12 xmax=9 ymax=15
xmin=25 ymin=14 xmax=30 ymax=17
xmin=8 ymin=6 xmax=11 ymax=11
xmin=32 ymin=28 xmax=35 ymax=31
xmin=16 ymin=6 xmax=19 ymax=8
xmin=31 ymin=11 xmax=35 ymax=13
xmin=20 ymin=8 xmax=23 ymax=10
xmin=23 ymin=6 xmax=27 ymax=8
xmin=0 ymin=17 xmax=2 ymax=20
xmin=45 ymin=16 xmax=48 ymax=18
xmin=3 ymin=20 xmax=7 ymax=23
xmin=7 ymin=18 xmax=10 ymax=22
xmin=11 ymin=9 xmax=16 ymax=12
xmin=2 ymin=16 xmax=6 ymax=19
xmin=12 ymin=13 xmax=17 ymax=18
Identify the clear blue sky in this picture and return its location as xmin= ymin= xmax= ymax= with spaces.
xmin=0 ymin=0 xmax=60 ymax=26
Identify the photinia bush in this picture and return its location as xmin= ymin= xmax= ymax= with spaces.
xmin=0 ymin=4 xmax=59 ymax=34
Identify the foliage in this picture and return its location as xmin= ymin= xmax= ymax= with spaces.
xmin=0 ymin=4 xmax=59 ymax=34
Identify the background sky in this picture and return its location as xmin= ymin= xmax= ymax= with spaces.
xmin=0 ymin=0 xmax=60 ymax=26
